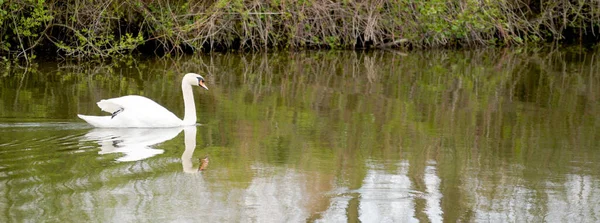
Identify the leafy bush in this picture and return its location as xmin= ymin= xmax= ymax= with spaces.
xmin=1 ymin=0 xmax=599 ymax=60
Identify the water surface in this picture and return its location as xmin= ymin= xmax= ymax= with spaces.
xmin=1 ymin=49 xmax=599 ymax=222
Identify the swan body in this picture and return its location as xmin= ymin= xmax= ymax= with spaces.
xmin=78 ymin=73 xmax=208 ymax=128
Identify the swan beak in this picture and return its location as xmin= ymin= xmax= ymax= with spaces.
xmin=199 ymin=82 xmax=209 ymax=90
xmin=197 ymin=78 xmax=209 ymax=90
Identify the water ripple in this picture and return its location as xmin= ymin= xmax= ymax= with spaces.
xmin=0 ymin=122 xmax=90 ymax=130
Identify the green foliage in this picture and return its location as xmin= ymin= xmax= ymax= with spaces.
xmin=16 ymin=0 xmax=53 ymax=37
xmin=0 ymin=0 xmax=599 ymax=60
xmin=0 ymin=0 xmax=53 ymax=58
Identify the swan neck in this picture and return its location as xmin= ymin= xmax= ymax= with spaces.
xmin=182 ymin=82 xmax=196 ymax=125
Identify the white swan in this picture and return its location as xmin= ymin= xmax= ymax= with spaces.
xmin=78 ymin=73 xmax=208 ymax=128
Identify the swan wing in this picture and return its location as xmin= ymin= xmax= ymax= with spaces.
xmin=97 ymin=99 xmax=123 ymax=114
xmin=98 ymin=95 xmax=168 ymax=114
xmin=105 ymin=95 xmax=182 ymax=127
xmin=80 ymin=95 xmax=183 ymax=128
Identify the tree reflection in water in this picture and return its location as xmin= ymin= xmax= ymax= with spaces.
xmin=0 ymin=49 xmax=599 ymax=221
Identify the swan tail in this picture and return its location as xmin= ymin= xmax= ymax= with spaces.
xmin=77 ymin=114 xmax=112 ymax=128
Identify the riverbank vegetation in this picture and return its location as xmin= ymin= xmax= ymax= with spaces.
xmin=1 ymin=0 xmax=600 ymax=60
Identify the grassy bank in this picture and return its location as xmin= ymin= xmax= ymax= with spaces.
xmin=1 ymin=0 xmax=599 ymax=60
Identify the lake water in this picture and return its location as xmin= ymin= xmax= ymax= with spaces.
xmin=0 ymin=49 xmax=599 ymax=222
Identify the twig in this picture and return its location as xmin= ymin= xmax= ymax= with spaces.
xmin=11 ymin=15 xmax=29 ymax=64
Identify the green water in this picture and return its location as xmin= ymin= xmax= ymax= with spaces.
xmin=0 ymin=50 xmax=599 ymax=222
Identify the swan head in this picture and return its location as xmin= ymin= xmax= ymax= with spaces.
xmin=184 ymin=73 xmax=209 ymax=90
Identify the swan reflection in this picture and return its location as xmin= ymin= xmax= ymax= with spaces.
xmin=83 ymin=127 xmax=183 ymax=162
xmin=181 ymin=126 xmax=208 ymax=173
xmin=83 ymin=126 xmax=206 ymax=172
